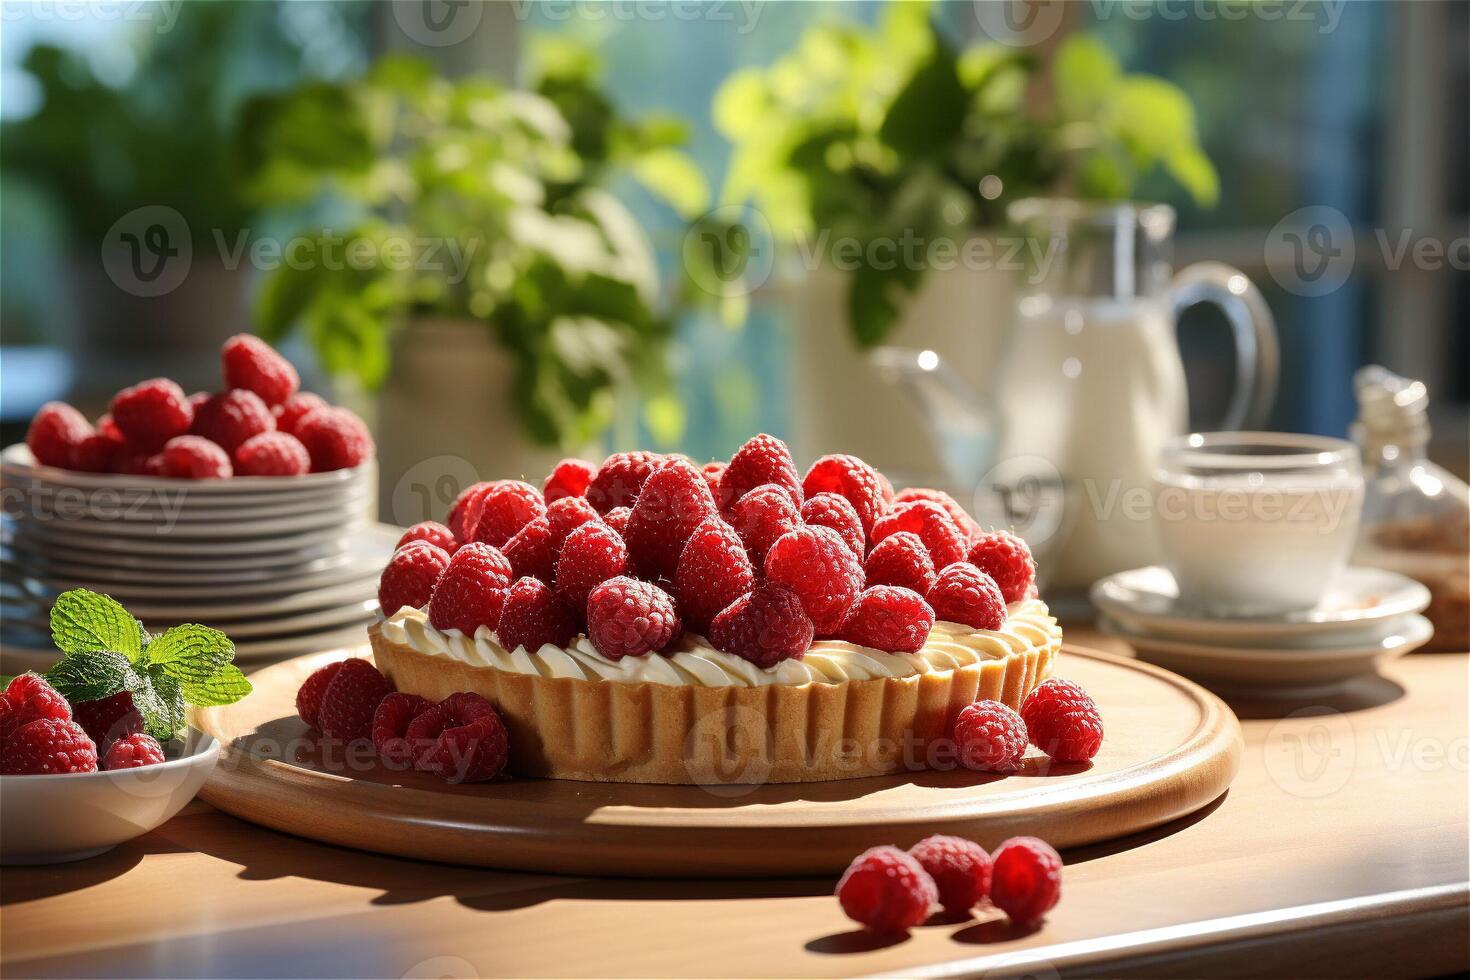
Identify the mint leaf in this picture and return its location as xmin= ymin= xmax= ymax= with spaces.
xmin=44 ymin=650 xmax=135 ymax=703
xmin=181 ymin=664 xmax=253 ymax=707
xmin=132 ymin=668 xmax=188 ymax=742
xmin=50 ymin=589 xmax=145 ymax=662
xmin=147 ymin=624 xmax=234 ymax=683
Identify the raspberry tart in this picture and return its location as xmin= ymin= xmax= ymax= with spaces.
xmin=369 ymin=436 xmax=1061 ymax=783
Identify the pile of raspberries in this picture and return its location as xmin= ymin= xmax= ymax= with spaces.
xmin=377 ymin=434 xmax=1039 ymax=668
xmin=0 ymin=673 xmax=164 ymax=775
xmin=24 ymin=334 xmax=372 ymax=478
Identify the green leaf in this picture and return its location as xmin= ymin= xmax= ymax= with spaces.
xmin=880 ymin=32 xmax=968 ymax=160
xmin=1116 ymin=76 xmax=1197 ymax=161
xmin=135 ymin=670 xmax=188 ymax=742
xmin=147 ymin=624 xmax=235 ymax=684
xmin=1165 ymin=144 xmax=1220 ymax=207
xmin=44 ymin=650 xmax=135 ymax=703
xmin=180 ymin=664 xmax=253 ymax=707
xmin=50 ymin=590 xmax=144 ymax=662
xmin=1054 ymin=35 xmax=1121 ymax=119
xmin=628 ymin=149 xmax=710 ymax=220
xmin=712 ymin=68 xmax=771 ymax=140
xmin=848 ymin=258 xmax=923 ymax=348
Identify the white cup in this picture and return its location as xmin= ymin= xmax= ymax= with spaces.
xmin=1152 ymin=432 xmax=1364 ymax=617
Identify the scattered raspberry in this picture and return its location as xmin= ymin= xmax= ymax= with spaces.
xmin=447 ymin=481 xmax=496 ymax=540
xmin=545 ymin=495 xmax=600 ymax=551
xmin=191 ymin=389 xmax=276 ymax=453
xmin=909 ymin=835 xmax=993 ymax=914
xmin=871 ymin=501 xmax=968 ymax=569
xmin=70 ymin=430 xmax=125 ymax=473
xmin=966 ymin=530 xmax=1036 ymax=604
xmin=26 ymin=401 xmax=91 ymax=468
xmin=428 ymin=542 xmax=514 ymax=635
xmin=728 ymin=483 xmax=801 ymax=566
xmin=624 ymin=460 xmax=718 ymax=579
xmin=157 ymin=435 xmax=233 ymax=479
xmin=317 ymin=658 xmax=394 ymax=741
xmin=371 ymin=692 xmax=433 ymax=767
xmin=894 ymin=487 xmax=982 ymax=540
xmin=222 ymin=333 xmax=299 ymax=406
xmin=603 ymin=506 xmax=632 ymax=538
xmin=503 ymin=516 xmax=556 ymax=583
xmin=396 ymin=521 xmax=457 ymax=553
xmin=586 ymin=450 xmax=663 ymax=512
xmin=718 ymin=433 xmax=802 ymax=512
xmin=953 ymin=700 xmax=1029 ymax=773
xmin=110 ymin=378 xmax=193 ymax=449
xmin=272 ymin=391 xmax=329 ymax=435
xmin=674 ymin=519 xmax=755 ymax=632
xmin=701 ymin=461 xmax=725 ymax=499
xmin=835 ymin=845 xmax=937 ymax=933
xmin=707 ymin=581 xmax=813 ymax=667
xmin=497 ymin=576 xmax=579 ymax=652
xmin=295 ymin=407 xmax=374 ymax=472
xmin=103 ymin=732 xmax=166 ymax=770
xmin=71 ymin=691 xmax=143 ymax=748
xmin=556 ymin=522 xmax=629 ymax=609
xmin=378 ymin=541 xmax=451 ymax=614
xmin=764 ymin=525 xmax=864 ymax=635
xmin=990 ymin=836 xmax=1063 ymax=927
xmin=926 ymin=562 xmax=1006 ymax=631
xmin=802 ymin=454 xmax=886 ymax=537
xmin=542 ymin=458 xmax=597 ymax=502
xmin=586 ymin=576 xmax=681 ymax=659
xmin=296 ymin=660 xmax=345 ymax=728
xmin=801 ymin=492 xmax=865 ymax=558
xmin=865 ymin=531 xmax=938 ymax=596
xmin=234 ymin=430 xmax=310 ymax=476
xmin=838 ymin=586 xmax=934 ymax=653
xmin=405 ymin=691 xmax=509 ymax=783
xmin=1021 ymin=679 xmax=1104 ymax=763
xmin=0 ymin=719 xmax=98 ymax=775
xmin=470 ymin=480 xmax=547 ymax=548
xmin=2 ymin=674 xmax=71 ymax=737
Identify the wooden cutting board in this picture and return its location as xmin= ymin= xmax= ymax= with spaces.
xmin=196 ymin=644 xmax=1241 ymax=877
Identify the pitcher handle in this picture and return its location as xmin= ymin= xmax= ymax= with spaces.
xmin=1169 ymin=261 xmax=1279 ymax=431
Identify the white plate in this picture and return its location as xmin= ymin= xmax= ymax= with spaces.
xmin=139 ymin=599 xmax=375 ymax=638
xmin=1090 ymin=566 xmax=1431 ymax=646
xmin=4 ymin=561 xmax=380 ymax=602
xmin=231 ymin=626 xmax=374 ymax=661
xmin=4 ymin=519 xmax=363 ymax=557
xmin=7 ymin=501 xmax=372 ymax=539
xmin=3 ymin=482 xmax=372 ymax=518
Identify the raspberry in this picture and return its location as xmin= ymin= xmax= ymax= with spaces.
xmin=447 ymin=481 xmax=496 ymax=540
xmin=802 ymin=454 xmax=886 ymax=536
xmin=2 ymin=674 xmax=71 ymax=737
xmin=708 ymin=581 xmax=813 ymax=667
xmin=317 ymin=658 xmax=394 ymax=741
xmin=371 ymin=692 xmax=433 ymax=767
xmin=719 ymin=433 xmax=802 ymax=511
xmin=110 ymin=378 xmax=193 ymax=449
xmin=801 ymin=492 xmax=865 ymax=558
xmin=406 ymin=692 xmax=509 ymax=783
xmin=909 ymin=835 xmax=993 ymax=914
xmin=586 ymin=450 xmax=663 ymax=512
xmin=674 ymin=519 xmax=755 ymax=632
xmin=234 ymin=431 xmax=310 ymax=476
xmin=624 ymin=459 xmax=718 ymax=579
xmin=396 ymin=521 xmax=457 ymax=553
xmin=296 ymin=407 xmax=374 ymax=472
xmin=191 ymin=389 xmax=275 ymax=453
xmin=1020 ymin=679 xmax=1104 ymax=763
xmin=545 ymin=495 xmax=600 ymax=551
xmin=470 ymin=480 xmax=546 ymax=548
xmin=117 ymin=450 xmax=164 ymax=476
xmin=103 ymin=732 xmax=166 ymax=770
xmin=927 ymin=562 xmax=1006 ymax=631
xmin=967 ymin=530 xmax=1036 ymax=604
xmin=542 ymin=457 xmax=597 ymax=502
xmin=296 ymin=661 xmax=345 ymax=728
xmin=953 ymin=700 xmax=1029 ymax=772
xmin=764 ymin=525 xmax=864 ymax=635
xmin=428 ymin=542 xmax=513 ymax=635
xmin=71 ymin=691 xmax=144 ymax=748
xmin=272 ymin=391 xmax=328 ymax=435
xmin=877 ymin=469 xmax=896 ymax=507
xmin=497 ymin=576 xmax=579 ymax=652
xmin=838 ymin=586 xmax=934 ymax=653
xmin=0 ymin=719 xmax=98 ymax=775
xmin=728 ymin=484 xmax=801 ymax=566
xmin=865 ymin=531 xmax=937 ymax=596
xmin=26 ymin=401 xmax=91 ymax=468
xmin=895 ymin=487 xmax=982 ymax=540
xmin=222 ymin=333 xmax=299 ymax=406
xmin=604 ymin=506 xmax=632 ymax=538
xmin=835 ymin=845 xmax=937 ymax=933
xmin=871 ymin=501 xmax=967 ymax=569
xmin=503 ymin=516 xmax=556 ymax=582
xmin=378 ymin=541 xmax=451 ymax=615
xmin=701 ymin=461 xmax=725 ymax=498
xmin=96 ymin=413 xmax=124 ymax=442
xmin=556 ymin=522 xmax=629 ymax=609
xmin=586 ymin=576 xmax=681 ymax=659
xmin=990 ymin=836 xmax=1063 ymax=927
xmin=71 ymin=430 xmax=125 ymax=473
xmin=157 ymin=435 xmax=233 ymax=479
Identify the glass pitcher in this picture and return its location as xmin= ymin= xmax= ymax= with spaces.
xmin=989 ymin=199 xmax=1279 ymax=594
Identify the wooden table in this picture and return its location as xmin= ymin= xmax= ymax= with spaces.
xmin=3 ymin=632 xmax=1468 ymax=979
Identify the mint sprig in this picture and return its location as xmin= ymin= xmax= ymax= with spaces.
xmin=44 ymin=589 xmax=252 ymax=741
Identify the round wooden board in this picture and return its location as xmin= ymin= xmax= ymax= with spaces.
xmin=196 ymin=645 xmax=1241 ymax=877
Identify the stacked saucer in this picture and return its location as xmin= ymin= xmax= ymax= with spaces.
xmin=1092 ymin=565 xmax=1434 ymax=695
xmin=0 ymin=444 xmax=392 ymax=668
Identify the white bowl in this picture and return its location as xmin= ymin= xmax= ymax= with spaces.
xmin=0 ymin=730 xmax=219 ymax=864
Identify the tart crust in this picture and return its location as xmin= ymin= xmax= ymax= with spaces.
xmin=369 ymin=622 xmax=1057 ymax=784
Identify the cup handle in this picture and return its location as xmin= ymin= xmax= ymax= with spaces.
xmin=1169 ymin=261 xmax=1279 ymax=431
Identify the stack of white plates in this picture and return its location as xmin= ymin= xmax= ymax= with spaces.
xmin=1091 ymin=565 xmax=1434 ymax=695
xmin=0 ymin=444 xmax=393 ymax=666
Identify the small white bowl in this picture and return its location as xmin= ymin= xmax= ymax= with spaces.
xmin=0 ymin=729 xmax=219 ymax=865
